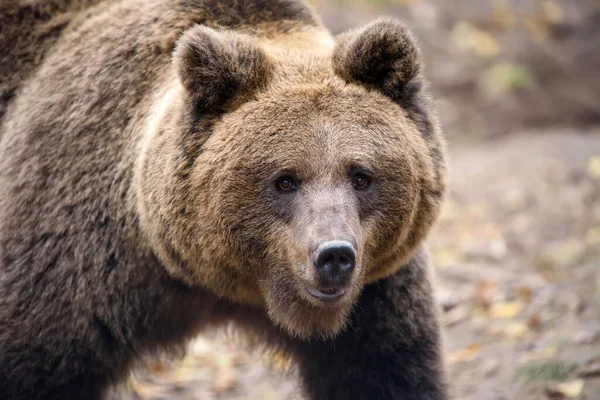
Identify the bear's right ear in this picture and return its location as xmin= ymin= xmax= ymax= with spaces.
xmin=173 ymin=26 xmax=273 ymax=112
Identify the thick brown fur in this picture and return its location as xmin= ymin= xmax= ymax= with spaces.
xmin=0 ymin=1 xmax=447 ymax=399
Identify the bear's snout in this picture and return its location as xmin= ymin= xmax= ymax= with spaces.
xmin=306 ymin=240 xmax=356 ymax=302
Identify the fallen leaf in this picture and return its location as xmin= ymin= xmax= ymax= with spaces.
xmin=546 ymin=379 xmax=584 ymax=399
xmin=452 ymin=21 xmax=500 ymax=58
xmin=525 ymin=16 xmax=550 ymax=42
xmin=527 ymin=314 xmax=543 ymax=329
xmin=586 ymin=226 xmax=600 ymax=244
xmin=475 ymin=280 xmax=499 ymax=309
xmin=542 ymin=0 xmax=564 ymax=24
xmin=471 ymin=29 xmax=500 ymax=57
xmin=491 ymin=1 xmax=517 ymax=30
xmin=503 ymin=321 xmax=529 ymax=340
xmin=489 ymin=301 xmax=524 ymax=319
xmin=517 ymin=286 xmax=535 ymax=303
xmin=588 ymin=155 xmax=600 ymax=179
xmin=432 ymin=247 xmax=463 ymax=269
xmin=447 ymin=343 xmax=481 ymax=364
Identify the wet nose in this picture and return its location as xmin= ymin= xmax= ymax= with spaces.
xmin=313 ymin=240 xmax=357 ymax=285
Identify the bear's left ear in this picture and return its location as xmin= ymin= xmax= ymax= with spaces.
xmin=332 ymin=17 xmax=422 ymax=104
xmin=173 ymin=25 xmax=273 ymax=112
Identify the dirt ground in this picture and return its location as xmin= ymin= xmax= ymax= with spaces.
xmin=120 ymin=129 xmax=600 ymax=400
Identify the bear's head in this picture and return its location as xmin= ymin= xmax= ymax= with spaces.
xmin=137 ymin=18 xmax=446 ymax=339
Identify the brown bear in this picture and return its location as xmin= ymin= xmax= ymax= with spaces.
xmin=0 ymin=1 xmax=448 ymax=399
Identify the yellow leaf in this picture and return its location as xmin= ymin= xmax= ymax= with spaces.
xmin=503 ymin=322 xmax=529 ymax=340
xmin=488 ymin=301 xmax=524 ymax=319
xmin=588 ymin=155 xmax=600 ymax=179
xmin=492 ymin=1 xmax=517 ymax=30
xmin=586 ymin=226 xmax=600 ymax=244
xmin=472 ymin=30 xmax=500 ymax=57
xmin=451 ymin=22 xmax=500 ymax=58
xmin=447 ymin=343 xmax=481 ymax=364
xmin=554 ymin=379 xmax=584 ymax=398
xmin=432 ymin=248 xmax=463 ymax=269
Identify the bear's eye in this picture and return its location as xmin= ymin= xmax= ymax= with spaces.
xmin=352 ymin=173 xmax=370 ymax=191
xmin=276 ymin=176 xmax=298 ymax=192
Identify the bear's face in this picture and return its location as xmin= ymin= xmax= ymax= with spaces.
xmin=137 ymin=19 xmax=446 ymax=339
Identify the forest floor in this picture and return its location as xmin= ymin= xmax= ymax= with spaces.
xmin=121 ymin=129 xmax=600 ymax=400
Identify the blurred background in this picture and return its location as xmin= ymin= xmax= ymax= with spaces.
xmin=123 ymin=1 xmax=600 ymax=399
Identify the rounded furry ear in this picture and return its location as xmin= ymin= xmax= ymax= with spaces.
xmin=173 ymin=25 xmax=273 ymax=112
xmin=333 ymin=17 xmax=421 ymax=103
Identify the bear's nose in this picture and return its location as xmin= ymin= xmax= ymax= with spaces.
xmin=312 ymin=240 xmax=356 ymax=286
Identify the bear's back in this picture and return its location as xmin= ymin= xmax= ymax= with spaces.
xmin=0 ymin=0 xmax=317 ymax=128
xmin=0 ymin=0 xmax=112 ymax=127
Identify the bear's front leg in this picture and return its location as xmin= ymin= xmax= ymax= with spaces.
xmin=291 ymin=250 xmax=447 ymax=400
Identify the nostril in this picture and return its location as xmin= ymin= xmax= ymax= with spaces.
xmin=323 ymin=253 xmax=335 ymax=266
xmin=338 ymin=254 xmax=353 ymax=270
xmin=317 ymin=252 xmax=336 ymax=274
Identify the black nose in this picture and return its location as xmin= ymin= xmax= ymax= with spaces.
xmin=313 ymin=241 xmax=357 ymax=285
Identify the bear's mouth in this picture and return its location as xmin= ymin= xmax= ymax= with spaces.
xmin=305 ymin=285 xmax=348 ymax=302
